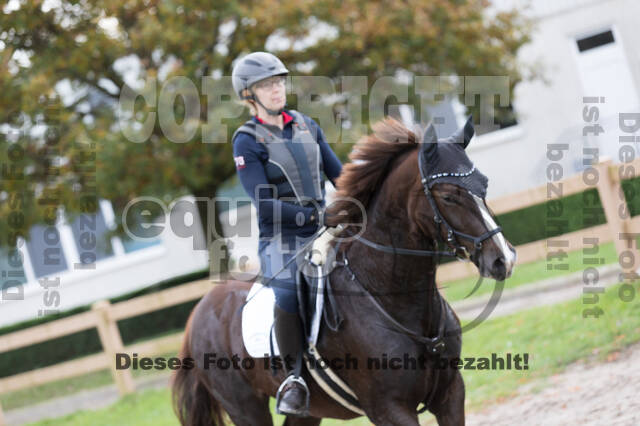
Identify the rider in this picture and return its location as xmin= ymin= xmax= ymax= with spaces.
xmin=231 ymin=51 xmax=343 ymax=416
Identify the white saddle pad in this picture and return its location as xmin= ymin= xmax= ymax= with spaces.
xmin=242 ymin=282 xmax=280 ymax=358
xmin=241 ymin=231 xmax=337 ymax=358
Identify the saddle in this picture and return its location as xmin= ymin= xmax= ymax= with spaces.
xmin=295 ymin=238 xmax=344 ymax=347
xmin=241 ymin=232 xmax=341 ymax=357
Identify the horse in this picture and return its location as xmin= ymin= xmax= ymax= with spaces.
xmin=171 ymin=115 xmax=516 ymax=426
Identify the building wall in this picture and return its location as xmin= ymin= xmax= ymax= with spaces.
xmin=0 ymin=195 xmax=209 ymax=327
xmin=467 ymin=0 xmax=640 ymax=199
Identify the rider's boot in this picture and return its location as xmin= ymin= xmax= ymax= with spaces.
xmin=274 ymin=305 xmax=310 ymax=417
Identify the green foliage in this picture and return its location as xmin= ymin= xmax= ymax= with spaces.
xmin=443 ymin=240 xmax=619 ymax=301
xmin=27 ymin=388 xmax=179 ymax=426
xmin=461 ymin=282 xmax=640 ymax=407
xmin=496 ymin=188 xmax=606 ymax=246
xmin=0 ymin=0 xmax=532 ymax=249
xmin=439 ymin=186 xmax=607 ymax=267
xmin=495 ymin=175 xmax=640 ymax=246
xmin=440 ymin=175 xmax=640 ymax=276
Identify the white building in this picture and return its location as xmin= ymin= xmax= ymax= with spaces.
xmin=466 ymin=0 xmax=640 ymax=198
xmin=0 ymin=196 xmax=209 ymax=327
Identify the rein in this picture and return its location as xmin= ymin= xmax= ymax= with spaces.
xmin=331 ymin=235 xmax=446 ymax=414
xmin=332 ymin=238 xmax=447 ymax=354
xmin=351 ymin=233 xmax=456 ymax=258
xmin=346 ymin=147 xmax=502 ymax=262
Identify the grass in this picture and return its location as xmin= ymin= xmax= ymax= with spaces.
xmin=2 ymin=241 xmax=621 ymax=411
xmin=25 ymin=281 xmax=640 ymax=425
xmin=441 ymin=240 xmax=620 ymax=302
xmin=1 ymin=369 xmax=116 ymax=411
xmin=26 ymin=389 xmax=175 ymax=426
xmin=458 ymin=281 xmax=640 ymax=409
xmin=0 ymin=351 xmax=177 ymax=411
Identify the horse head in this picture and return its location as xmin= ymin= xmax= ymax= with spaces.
xmin=411 ymin=116 xmax=516 ymax=281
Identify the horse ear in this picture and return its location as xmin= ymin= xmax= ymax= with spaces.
xmin=421 ymin=122 xmax=438 ymax=161
xmin=452 ymin=115 xmax=475 ymax=149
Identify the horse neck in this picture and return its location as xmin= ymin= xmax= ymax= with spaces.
xmin=343 ymin=177 xmax=442 ymax=332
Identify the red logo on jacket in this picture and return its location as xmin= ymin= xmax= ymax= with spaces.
xmin=234 ymin=155 xmax=246 ymax=169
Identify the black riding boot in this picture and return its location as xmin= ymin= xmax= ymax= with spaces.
xmin=274 ymin=305 xmax=310 ymax=417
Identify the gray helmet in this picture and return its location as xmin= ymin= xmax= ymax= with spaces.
xmin=231 ymin=51 xmax=289 ymax=100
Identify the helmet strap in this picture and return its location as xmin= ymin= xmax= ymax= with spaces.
xmin=251 ymin=89 xmax=285 ymax=116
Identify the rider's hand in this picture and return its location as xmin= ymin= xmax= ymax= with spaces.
xmin=309 ymin=206 xmax=335 ymax=228
xmin=308 ymin=206 xmax=322 ymax=226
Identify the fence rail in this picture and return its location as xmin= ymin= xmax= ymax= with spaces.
xmin=1 ymin=158 xmax=639 ymax=424
xmin=436 ymin=158 xmax=640 ymax=282
xmin=0 ymin=280 xmax=213 ymax=424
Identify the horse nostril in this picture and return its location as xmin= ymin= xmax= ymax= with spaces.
xmin=493 ymin=257 xmax=506 ymax=274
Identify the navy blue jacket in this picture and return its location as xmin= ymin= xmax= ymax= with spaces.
xmin=232 ymin=110 xmax=343 ymax=240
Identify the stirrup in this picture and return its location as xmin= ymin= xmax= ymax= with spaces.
xmin=275 ymin=374 xmax=310 ymax=417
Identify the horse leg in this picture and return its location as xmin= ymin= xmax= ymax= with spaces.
xmin=188 ymin=295 xmax=272 ymax=426
xmin=222 ymin=395 xmax=272 ymax=426
xmin=429 ymin=371 xmax=465 ymax=426
xmin=283 ymin=416 xmax=322 ymax=426
xmin=198 ymin=373 xmax=273 ymax=426
xmin=365 ymin=405 xmax=420 ymax=426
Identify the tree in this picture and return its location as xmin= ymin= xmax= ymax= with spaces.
xmin=0 ymin=0 xmax=531 ymax=272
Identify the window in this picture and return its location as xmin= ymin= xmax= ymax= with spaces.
xmin=25 ymin=224 xmax=68 ymax=278
xmin=465 ymin=96 xmax=518 ymax=136
xmin=402 ymin=83 xmax=518 ymax=138
xmin=423 ymin=95 xmax=462 ymax=138
xmin=68 ymin=208 xmax=114 ymax=264
xmin=121 ymin=234 xmax=162 ymax=253
xmin=112 ymin=200 xmax=163 ymax=254
xmin=574 ymin=27 xmax=639 ymax=121
xmin=577 ymin=30 xmax=615 ymax=52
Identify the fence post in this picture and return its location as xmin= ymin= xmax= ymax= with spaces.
xmin=92 ymin=300 xmax=136 ymax=395
xmin=596 ymin=159 xmax=640 ymax=275
xmin=0 ymin=400 xmax=6 ymax=426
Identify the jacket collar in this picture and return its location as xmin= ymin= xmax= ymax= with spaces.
xmin=252 ymin=110 xmax=293 ymax=126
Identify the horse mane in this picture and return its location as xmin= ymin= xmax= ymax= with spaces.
xmin=327 ymin=117 xmax=419 ymax=227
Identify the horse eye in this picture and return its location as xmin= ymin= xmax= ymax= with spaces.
xmin=442 ymin=195 xmax=455 ymax=203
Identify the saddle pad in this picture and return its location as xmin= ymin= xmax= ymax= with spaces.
xmin=241 ymin=282 xmax=280 ymax=358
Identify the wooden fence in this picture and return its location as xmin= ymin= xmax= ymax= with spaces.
xmin=436 ymin=157 xmax=640 ymax=282
xmin=0 ymin=279 xmax=214 ymax=425
xmin=1 ymin=158 xmax=639 ymax=424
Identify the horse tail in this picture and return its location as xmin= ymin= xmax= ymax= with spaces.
xmin=171 ymin=309 xmax=225 ymax=426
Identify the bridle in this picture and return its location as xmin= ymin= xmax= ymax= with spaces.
xmin=348 ymin=147 xmax=503 ymax=262
xmin=417 ymin=147 xmax=503 ymax=261
xmin=330 ymin=146 xmax=504 ymax=413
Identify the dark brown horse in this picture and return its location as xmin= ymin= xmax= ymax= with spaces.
xmin=171 ymin=116 xmax=515 ymax=426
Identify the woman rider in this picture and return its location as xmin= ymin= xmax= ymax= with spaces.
xmin=231 ymin=51 xmax=343 ymax=416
